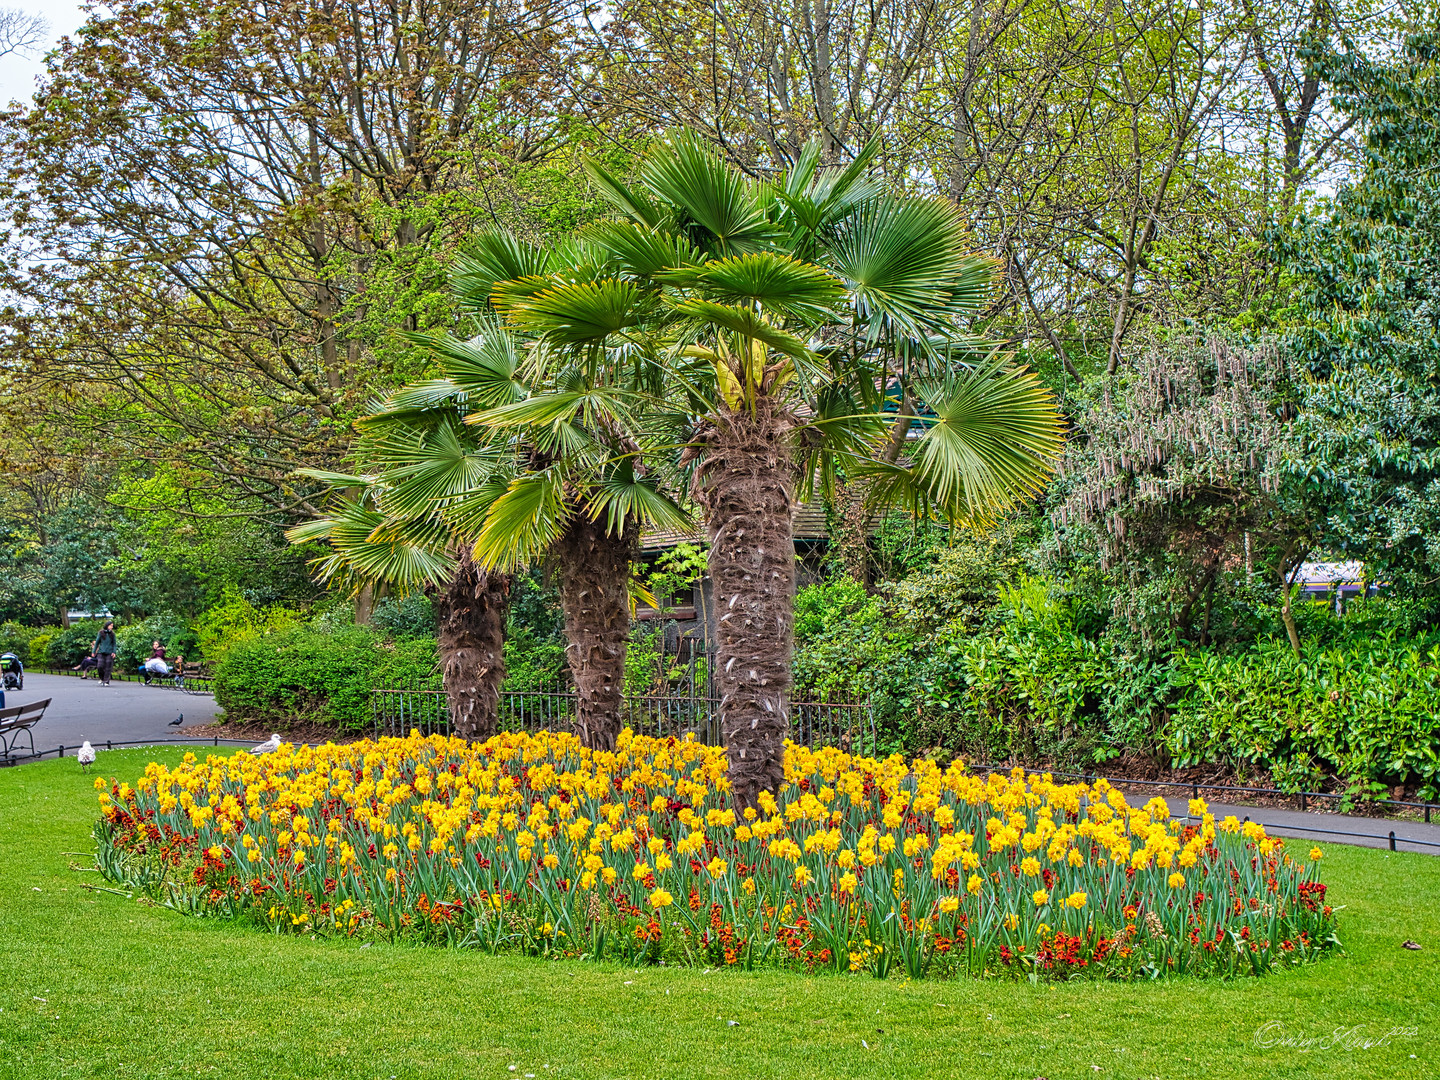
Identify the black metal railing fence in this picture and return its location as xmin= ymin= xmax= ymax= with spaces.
xmin=371 ymin=681 xmax=876 ymax=755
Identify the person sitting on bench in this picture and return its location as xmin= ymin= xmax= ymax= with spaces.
xmin=142 ymin=655 xmax=172 ymax=683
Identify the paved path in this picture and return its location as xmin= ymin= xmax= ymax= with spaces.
xmin=1166 ymin=797 xmax=1440 ymax=855
xmin=3 ymin=672 xmax=223 ymax=753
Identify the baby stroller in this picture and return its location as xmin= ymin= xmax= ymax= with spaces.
xmin=1 ymin=653 xmax=22 ymax=691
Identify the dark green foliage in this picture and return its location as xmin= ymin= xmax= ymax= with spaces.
xmin=39 ymin=620 xmax=108 ymax=668
xmin=1165 ymin=633 xmax=1440 ymax=800
xmin=1282 ymin=33 xmax=1440 ymax=590
xmin=371 ymin=593 xmax=437 ymax=639
xmin=503 ymin=568 xmax=567 ymax=691
xmin=213 ymin=626 xmax=438 ymax=731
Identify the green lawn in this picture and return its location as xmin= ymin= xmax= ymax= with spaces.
xmin=1 ymin=750 xmax=1436 ymax=1080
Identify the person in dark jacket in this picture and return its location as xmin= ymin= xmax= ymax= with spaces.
xmin=93 ymin=622 xmax=117 ymax=686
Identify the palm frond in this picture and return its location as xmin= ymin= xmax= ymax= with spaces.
xmin=667 ymin=298 xmax=813 ymax=361
xmin=828 ymin=196 xmax=994 ymax=343
xmin=452 ymin=232 xmax=554 ymax=312
xmin=663 ymin=252 xmax=844 ymax=323
xmin=583 ymin=158 xmax=666 ymax=228
xmin=639 ymin=131 xmax=776 ymax=256
xmin=285 ymin=501 xmax=454 ymax=591
xmin=586 ymin=459 xmax=695 ymax=536
xmin=858 ymin=358 xmax=1064 ymax=522
xmin=581 ymin=221 xmax=697 ymax=278
xmin=471 ymin=470 xmax=569 ymax=571
xmin=500 ymin=279 xmax=647 ymax=347
xmin=367 ymin=420 xmax=511 ymax=521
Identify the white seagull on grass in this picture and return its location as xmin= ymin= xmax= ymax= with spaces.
xmin=249 ymin=733 xmax=282 ymax=755
xmin=77 ymin=741 xmax=96 ymax=772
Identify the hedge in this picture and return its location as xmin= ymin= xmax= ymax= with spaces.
xmin=214 ymin=626 xmax=438 ymax=731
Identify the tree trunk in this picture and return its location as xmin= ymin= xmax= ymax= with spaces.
xmin=694 ymin=405 xmax=796 ymax=810
xmin=434 ymin=548 xmax=510 ymax=741
xmin=555 ymin=512 xmax=636 ymax=752
xmin=830 ymin=390 xmax=913 ymax=586
xmin=354 ymin=582 xmax=376 ymax=626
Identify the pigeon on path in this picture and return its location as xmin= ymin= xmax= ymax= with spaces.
xmin=169 ymin=713 xmax=184 ymax=727
xmin=77 ymin=741 xmax=96 ymax=772
xmin=250 ymin=733 xmax=282 ymax=755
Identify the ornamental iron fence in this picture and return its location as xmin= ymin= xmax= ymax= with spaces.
xmin=370 ymin=681 xmax=875 ymax=755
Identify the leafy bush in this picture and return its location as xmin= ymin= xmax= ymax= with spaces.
xmin=0 ymin=622 xmax=41 ymax=663
xmin=213 ymin=625 xmax=437 ymax=731
xmin=40 ymin=620 xmax=108 ymax=667
xmin=504 ymin=629 xmax=567 ymax=692
xmin=194 ymin=589 xmax=302 ymax=665
xmin=1165 ymin=635 xmax=1440 ymax=801
xmin=26 ymin=630 xmax=55 ymax=665
xmin=372 ymin=593 xmax=436 ymax=638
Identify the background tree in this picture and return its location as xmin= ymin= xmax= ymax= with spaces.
xmin=0 ymin=0 xmax=590 ymax=536
xmin=1281 ymin=30 xmax=1440 ymax=593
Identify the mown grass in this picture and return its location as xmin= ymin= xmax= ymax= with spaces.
xmin=1 ymin=749 xmax=1436 ymax=1080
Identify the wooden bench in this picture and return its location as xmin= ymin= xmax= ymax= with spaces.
xmin=0 ymin=698 xmax=50 ymax=758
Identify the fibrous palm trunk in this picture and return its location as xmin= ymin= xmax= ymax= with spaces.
xmin=556 ymin=512 xmax=636 ymax=752
xmin=693 ymin=404 xmax=796 ymax=810
xmin=434 ymin=547 xmax=510 ymax=741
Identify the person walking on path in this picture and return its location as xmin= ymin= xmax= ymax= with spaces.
xmin=92 ymin=621 xmax=117 ymax=686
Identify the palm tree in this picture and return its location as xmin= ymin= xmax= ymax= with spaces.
xmin=285 ymin=328 xmax=524 ymax=740
xmin=292 ymin=309 xmax=688 ymax=751
xmin=484 ymin=134 xmax=1065 ymax=807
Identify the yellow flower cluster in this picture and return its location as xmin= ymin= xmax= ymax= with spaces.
xmin=91 ymin=729 xmax=1336 ymax=980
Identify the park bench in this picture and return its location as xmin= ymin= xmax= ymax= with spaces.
xmin=0 ymin=697 xmax=50 ymax=758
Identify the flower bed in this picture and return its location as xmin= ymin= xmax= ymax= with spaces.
xmin=93 ymin=730 xmax=1338 ymax=980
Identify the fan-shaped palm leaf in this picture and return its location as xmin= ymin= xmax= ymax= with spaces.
xmin=661 ymin=252 xmax=844 ymax=322
xmin=582 ymin=221 xmax=697 ymax=279
xmin=583 ymin=158 xmax=667 ymax=229
xmin=828 ymin=196 xmax=993 ymax=344
xmin=667 ymin=298 xmax=814 ymax=362
xmin=499 ymin=279 xmax=648 ymax=347
xmin=285 ymin=500 xmax=454 ymax=591
xmin=860 ymin=358 xmax=1063 ymax=521
xmin=471 ymin=470 xmax=569 ymax=571
xmin=452 ymin=233 xmax=556 ymax=312
xmin=638 ymin=131 xmax=777 ymax=256
xmin=586 ymin=458 xmax=694 ymax=536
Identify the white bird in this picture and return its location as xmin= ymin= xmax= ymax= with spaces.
xmin=77 ymin=741 xmax=96 ymax=772
xmin=249 ymin=733 xmax=282 ymax=755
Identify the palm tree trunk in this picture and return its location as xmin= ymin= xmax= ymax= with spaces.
xmin=556 ymin=513 xmax=636 ymax=751
xmin=434 ymin=547 xmax=510 ymax=741
xmin=695 ymin=405 xmax=796 ymax=810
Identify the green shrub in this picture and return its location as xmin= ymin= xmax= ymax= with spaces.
xmin=194 ymin=589 xmax=302 ymax=665
xmin=26 ymin=630 xmax=55 ymax=665
xmin=0 ymin=622 xmax=41 ymax=664
xmin=1164 ymin=634 xmax=1440 ymax=801
xmin=40 ymin=620 xmax=108 ymax=667
xmin=372 ymin=593 xmax=436 ymax=638
xmin=504 ymin=630 xmax=567 ymax=691
xmin=213 ymin=625 xmax=437 ymax=731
